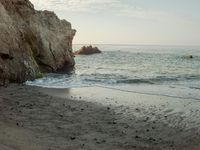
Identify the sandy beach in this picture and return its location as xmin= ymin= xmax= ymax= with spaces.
xmin=0 ymin=84 xmax=200 ymax=150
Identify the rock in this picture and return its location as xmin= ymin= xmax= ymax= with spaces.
xmin=135 ymin=135 xmax=140 ymax=139
xmin=70 ymin=136 xmax=76 ymax=140
xmin=183 ymin=55 xmax=194 ymax=59
xmin=74 ymin=45 xmax=101 ymax=55
xmin=0 ymin=0 xmax=76 ymax=84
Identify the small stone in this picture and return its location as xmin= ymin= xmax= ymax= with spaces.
xmin=101 ymin=140 xmax=106 ymax=143
xmin=112 ymin=121 xmax=117 ymax=124
xmin=96 ymin=141 xmax=101 ymax=144
xmin=59 ymin=114 xmax=63 ymax=118
xmin=135 ymin=135 xmax=140 ymax=139
xmin=135 ymin=108 xmax=140 ymax=111
xmin=70 ymin=136 xmax=76 ymax=140
xmin=149 ymin=137 xmax=156 ymax=141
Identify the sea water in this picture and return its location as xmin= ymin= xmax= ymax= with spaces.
xmin=26 ymin=45 xmax=200 ymax=100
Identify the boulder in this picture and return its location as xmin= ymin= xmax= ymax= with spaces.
xmin=0 ymin=0 xmax=76 ymax=84
xmin=74 ymin=46 xmax=101 ymax=55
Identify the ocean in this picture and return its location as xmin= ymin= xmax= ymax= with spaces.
xmin=26 ymin=45 xmax=200 ymax=100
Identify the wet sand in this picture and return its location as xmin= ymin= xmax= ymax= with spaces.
xmin=0 ymin=84 xmax=200 ymax=150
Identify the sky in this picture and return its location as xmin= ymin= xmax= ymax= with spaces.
xmin=30 ymin=0 xmax=200 ymax=46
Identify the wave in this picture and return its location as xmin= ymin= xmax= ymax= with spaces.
xmin=95 ymin=85 xmax=200 ymax=101
xmin=189 ymin=86 xmax=200 ymax=90
xmin=81 ymin=74 xmax=200 ymax=85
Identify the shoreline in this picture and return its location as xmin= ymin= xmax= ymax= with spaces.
xmin=0 ymin=84 xmax=200 ymax=150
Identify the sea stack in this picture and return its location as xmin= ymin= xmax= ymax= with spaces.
xmin=0 ymin=0 xmax=76 ymax=84
xmin=74 ymin=45 xmax=101 ymax=55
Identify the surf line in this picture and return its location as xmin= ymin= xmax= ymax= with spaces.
xmin=95 ymin=85 xmax=200 ymax=101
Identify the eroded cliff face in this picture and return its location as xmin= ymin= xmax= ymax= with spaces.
xmin=0 ymin=0 xmax=76 ymax=84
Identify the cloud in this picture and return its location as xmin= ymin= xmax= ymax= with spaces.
xmin=29 ymin=0 xmax=192 ymax=24
xmin=30 ymin=0 xmax=120 ymax=12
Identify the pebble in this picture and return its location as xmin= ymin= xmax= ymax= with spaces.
xmin=135 ymin=135 xmax=140 ymax=139
xmin=59 ymin=114 xmax=63 ymax=118
xmin=70 ymin=136 xmax=76 ymax=140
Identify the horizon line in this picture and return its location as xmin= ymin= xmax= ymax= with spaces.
xmin=73 ymin=43 xmax=200 ymax=47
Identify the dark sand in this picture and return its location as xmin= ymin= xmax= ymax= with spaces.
xmin=0 ymin=84 xmax=200 ymax=150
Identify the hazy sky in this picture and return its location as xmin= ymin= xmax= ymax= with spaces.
xmin=30 ymin=0 xmax=200 ymax=45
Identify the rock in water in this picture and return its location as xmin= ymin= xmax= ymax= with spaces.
xmin=74 ymin=45 xmax=101 ymax=55
xmin=0 ymin=0 xmax=76 ymax=84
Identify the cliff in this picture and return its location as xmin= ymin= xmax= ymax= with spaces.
xmin=0 ymin=0 xmax=76 ymax=84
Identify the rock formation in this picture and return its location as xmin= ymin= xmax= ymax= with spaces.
xmin=0 ymin=0 xmax=76 ymax=84
xmin=74 ymin=46 xmax=101 ymax=55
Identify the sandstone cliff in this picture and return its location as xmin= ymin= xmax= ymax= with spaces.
xmin=0 ymin=0 xmax=76 ymax=84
